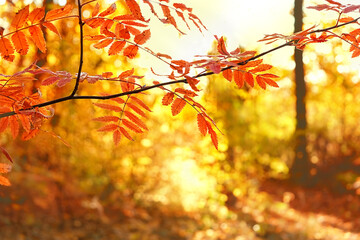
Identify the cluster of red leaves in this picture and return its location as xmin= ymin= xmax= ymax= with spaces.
xmin=93 ymin=69 xmax=151 ymax=144
xmin=0 ymin=5 xmax=72 ymax=61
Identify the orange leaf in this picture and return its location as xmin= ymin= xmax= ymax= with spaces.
xmin=0 ymin=117 xmax=9 ymax=133
xmin=113 ymin=129 xmax=121 ymax=145
xmin=134 ymin=29 xmax=151 ymax=45
xmin=93 ymin=116 xmax=120 ymax=122
xmin=93 ymin=38 xmax=113 ymax=49
xmin=197 ymin=114 xmax=208 ymax=136
xmin=217 ymin=36 xmax=229 ymax=55
xmin=92 ymin=3 xmax=100 ymax=17
xmin=29 ymin=7 xmax=45 ymax=24
xmin=11 ymin=31 xmax=29 ymax=55
xmin=125 ymin=0 xmax=145 ymax=21
xmin=244 ymin=72 xmax=254 ymax=87
xmin=119 ymin=126 xmax=133 ymax=140
xmin=21 ymin=128 xmax=39 ymax=141
xmin=124 ymin=111 xmax=148 ymax=130
xmin=0 ymin=146 xmax=13 ymax=163
xmin=45 ymin=4 xmax=73 ymax=21
xmin=18 ymin=114 xmax=31 ymax=132
xmin=171 ymin=98 xmax=186 ymax=116
xmin=85 ymin=18 xmax=105 ymax=28
xmin=11 ymin=5 xmax=29 ymax=29
xmin=222 ymin=68 xmax=232 ymax=82
xmin=99 ymin=3 xmax=116 ymax=17
xmin=42 ymin=22 xmax=61 ymax=37
xmin=0 ymin=175 xmax=11 ymax=186
xmin=9 ymin=116 xmax=19 ymax=139
xmin=130 ymin=96 xmax=152 ymax=112
xmin=29 ymin=26 xmax=46 ymax=53
xmin=108 ymin=41 xmax=126 ymax=55
xmin=127 ymin=103 xmax=146 ymax=117
xmin=0 ymin=163 xmax=12 ymax=174
xmin=123 ymin=45 xmax=138 ymax=59
xmin=162 ymin=92 xmax=174 ymax=106
xmin=244 ymin=59 xmax=263 ymax=68
xmin=234 ymin=69 xmax=244 ymax=88
xmin=207 ymin=123 xmax=218 ymax=150
xmin=256 ymin=75 xmax=266 ymax=90
xmin=94 ymin=103 xmax=122 ymax=112
xmin=122 ymin=119 xmax=143 ymax=133
xmin=250 ymin=64 xmax=272 ymax=73
xmin=0 ymin=37 xmax=15 ymax=61
xmin=185 ymin=76 xmax=200 ymax=92
xmin=97 ymin=124 xmax=118 ymax=132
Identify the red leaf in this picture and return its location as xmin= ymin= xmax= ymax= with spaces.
xmin=0 ymin=117 xmax=9 ymax=133
xmin=0 ymin=146 xmax=13 ymax=163
xmin=42 ymin=22 xmax=61 ymax=37
xmin=93 ymin=38 xmax=113 ymax=49
xmin=29 ymin=26 xmax=46 ymax=53
xmin=123 ymin=45 xmax=138 ymax=58
xmin=97 ymin=124 xmax=118 ymax=132
xmin=93 ymin=116 xmax=120 ymax=122
xmin=45 ymin=4 xmax=73 ymax=21
xmin=122 ymin=119 xmax=143 ymax=133
xmin=125 ymin=0 xmax=146 ymax=21
xmin=222 ymin=69 xmax=232 ymax=82
xmin=9 ymin=116 xmax=19 ymax=139
xmin=85 ymin=18 xmax=105 ymax=28
xmin=11 ymin=5 xmax=29 ymax=29
xmin=217 ymin=36 xmax=229 ymax=55
xmin=244 ymin=72 xmax=254 ymax=87
xmin=108 ymin=41 xmax=126 ymax=55
xmin=134 ymin=29 xmax=151 ymax=45
xmin=113 ymin=129 xmax=121 ymax=145
xmin=127 ymin=103 xmax=146 ymax=117
xmin=119 ymin=127 xmax=133 ymax=140
xmin=124 ymin=111 xmax=148 ymax=130
xmin=207 ymin=123 xmax=218 ymax=150
xmin=197 ymin=114 xmax=208 ymax=136
xmin=256 ymin=75 xmax=266 ymax=90
xmin=162 ymin=92 xmax=175 ymax=106
xmin=171 ymin=98 xmax=186 ymax=116
xmin=234 ymin=69 xmax=244 ymax=88
xmin=29 ymin=7 xmax=45 ymax=24
xmin=0 ymin=37 xmax=15 ymax=61
xmin=92 ymin=3 xmax=100 ymax=17
xmin=22 ymin=128 xmax=39 ymax=141
xmin=130 ymin=96 xmax=152 ymax=112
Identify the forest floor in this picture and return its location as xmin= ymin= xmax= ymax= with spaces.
xmin=1 ymin=180 xmax=360 ymax=240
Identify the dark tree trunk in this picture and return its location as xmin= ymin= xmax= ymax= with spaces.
xmin=290 ymin=0 xmax=311 ymax=185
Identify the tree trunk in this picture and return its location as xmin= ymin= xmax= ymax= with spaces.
xmin=290 ymin=0 xmax=311 ymax=185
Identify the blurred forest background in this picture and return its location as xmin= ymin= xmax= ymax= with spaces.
xmin=1 ymin=0 xmax=360 ymax=239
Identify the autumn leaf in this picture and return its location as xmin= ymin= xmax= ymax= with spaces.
xmin=171 ymin=98 xmax=186 ymax=116
xmin=162 ymin=92 xmax=175 ymax=106
xmin=0 ymin=37 xmax=15 ymax=61
xmin=108 ymin=41 xmax=126 ymax=55
xmin=0 ymin=117 xmax=9 ymax=133
xmin=222 ymin=69 xmax=233 ymax=82
xmin=125 ymin=0 xmax=146 ymax=21
xmin=119 ymin=127 xmax=133 ymax=140
xmin=244 ymin=72 xmax=254 ymax=87
xmin=0 ymin=146 xmax=13 ymax=163
xmin=217 ymin=36 xmax=230 ymax=55
xmin=122 ymin=119 xmax=143 ymax=133
xmin=127 ymin=103 xmax=146 ymax=117
xmin=42 ymin=22 xmax=61 ymax=37
xmin=123 ymin=45 xmax=138 ymax=58
xmin=207 ymin=123 xmax=218 ymax=150
xmin=113 ymin=129 xmax=121 ymax=145
xmin=197 ymin=114 xmax=208 ymax=136
xmin=94 ymin=103 xmax=122 ymax=112
xmin=124 ymin=111 xmax=148 ymax=130
xmin=92 ymin=3 xmax=100 ymax=17
xmin=21 ymin=128 xmax=39 ymax=141
xmin=97 ymin=124 xmax=118 ymax=132
xmin=45 ymin=4 xmax=73 ymax=21
xmin=93 ymin=38 xmax=113 ymax=49
xmin=11 ymin=5 xmax=29 ymax=29
xmin=256 ymin=75 xmax=267 ymax=90
xmin=134 ymin=29 xmax=151 ymax=45
xmin=11 ymin=31 xmax=28 ymax=55
xmin=234 ymin=69 xmax=244 ymax=88
xmin=93 ymin=116 xmax=120 ymax=122
xmin=29 ymin=26 xmax=46 ymax=53
xmin=29 ymin=7 xmax=45 ymax=24
xmin=0 ymin=163 xmax=12 ymax=174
